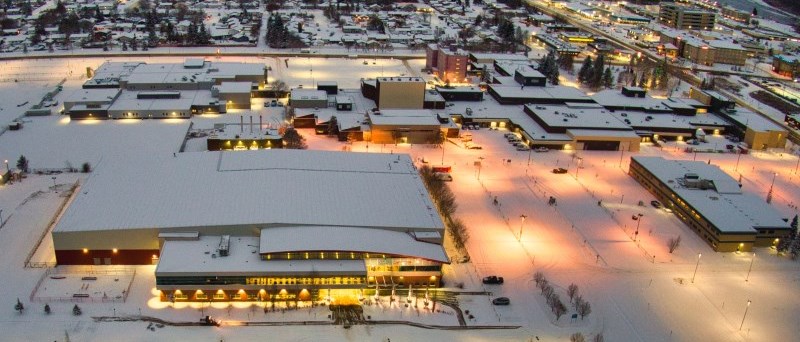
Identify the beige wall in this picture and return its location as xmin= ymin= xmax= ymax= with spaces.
xmin=714 ymin=47 xmax=748 ymax=66
xmin=745 ymin=128 xmax=787 ymax=150
xmin=378 ymin=81 xmax=424 ymax=109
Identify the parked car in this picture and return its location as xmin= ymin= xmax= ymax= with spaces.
xmin=465 ymin=142 xmax=483 ymax=150
xmin=434 ymin=172 xmax=453 ymax=181
xmin=552 ymin=168 xmax=568 ymax=174
xmin=492 ymin=297 xmax=510 ymax=305
xmin=516 ymin=145 xmax=530 ymax=151
xmin=535 ymin=147 xmax=549 ymax=152
xmin=504 ymin=133 xmax=517 ymax=138
xmin=650 ymin=200 xmax=662 ymax=208
xmin=482 ymin=276 xmax=504 ymax=284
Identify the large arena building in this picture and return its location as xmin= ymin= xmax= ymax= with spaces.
xmin=51 ymin=150 xmax=448 ymax=302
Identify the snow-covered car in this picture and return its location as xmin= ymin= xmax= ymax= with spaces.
xmin=482 ymin=276 xmax=504 ymax=284
xmin=492 ymin=297 xmax=510 ymax=305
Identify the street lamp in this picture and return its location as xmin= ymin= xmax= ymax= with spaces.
xmin=734 ymin=150 xmax=743 ymax=172
xmin=51 ymin=176 xmax=57 ymax=193
xmin=745 ymin=252 xmax=755 ymax=282
xmin=739 ymin=300 xmax=751 ymax=330
xmin=575 ymin=157 xmax=583 ymax=180
xmin=3 ymin=159 xmax=7 ymax=173
xmin=766 ymin=172 xmax=777 ymax=203
xmin=518 ymin=214 xmax=528 ymax=242
xmin=691 ymin=253 xmax=702 ymax=283
xmin=634 ymin=213 xmax=643 ymax=241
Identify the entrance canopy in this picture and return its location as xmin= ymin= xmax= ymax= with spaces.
xmin=259 ymin=226 xmax=449 ymax=263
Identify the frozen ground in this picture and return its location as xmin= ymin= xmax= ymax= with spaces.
xmin=0 ymin=57 xmax=798 ymax=341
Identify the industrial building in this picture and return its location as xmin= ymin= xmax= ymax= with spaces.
xmin=50 ymin=150 xmax=449 ymax=302
xmin=629 ymin=156 xmax=791 ymax=252
xmin=67 ymin=59 xmax=268 ymax=119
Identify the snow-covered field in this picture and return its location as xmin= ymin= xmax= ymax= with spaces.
xmin=0 ymin=57 xmax=798 ymax=341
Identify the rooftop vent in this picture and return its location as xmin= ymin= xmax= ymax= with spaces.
xmin=218 ymin=235 xmax=230 ymax=257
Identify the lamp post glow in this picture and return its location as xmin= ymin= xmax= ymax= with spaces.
xmin=766 ymin=172 xmax=777 ymax=203
xmin=745 ymin=252 xmax=755 ymax=282
xmin=691 ymin=253 xmax=701 ymax=283
xmin=3 ymin=159 xmax=7 ymax=173
xmin=518 ymin=214 xmax=528 ymax=242
xmin=739 ymin=300 xmax=751 ymax=330
xmin=634 ymin=213 xmax=643 ymax=241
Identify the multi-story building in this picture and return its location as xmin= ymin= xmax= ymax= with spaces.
xmin=629 ymin=156 xmax=791 ymax=252
xmin=376 ymin=77 xmax=425 ymax=109
xmin=425 ymin=44 xmax=469 ymax=84
xmin=720 ymin=6 xmax=751 ymax=23
xmin=773 ymin=55 xmax=800 ymax=79
xmin=659 ymin=3 xmax=716 ymax=30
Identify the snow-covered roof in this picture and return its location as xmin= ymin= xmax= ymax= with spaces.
xmin=369 ymin=109 xmax=442 ymax=126
xmin=259 ymin=226 xmax=448 ymax=263
xmin=632 ymin=156 xmax=790 ymax=233
xmin=54 ymin=150 xmax=444 ymax=234
xmin=156 ymin=236 xmax=367 ymax=276
xmin=217 ymin=81 xmax=253 ymax=94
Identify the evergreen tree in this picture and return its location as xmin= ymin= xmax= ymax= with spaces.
xmin=72 ymin=304 xmax=81 ymax=316
xmin=15 ymin=298 xmax=23 ymax=313
xmin=578 ymin=56 xmax=593 ymax=84
xmin=94 ymin=6 xmax=106 ymax=23
xmin=602 ymin=67 xmax=613 ymax=89
xmin=778 ymin=214 xmax=798 ymax=253
xmin=327 ymin=116 xmax=339 ymax=136
xmin=549 ymin=67 xmax=560 ymax=85
xmin=16 ymin=155 xmax=28 ymax=173
xmin=590 ymin=55 xmax=605 ymax=89
xmin=282 ymin=127 xmax=307 ymax=149
xmin=630 ymin=73 xmax=637 ymax=86
xmin=44 ymin=304 xmax=51 ymax=314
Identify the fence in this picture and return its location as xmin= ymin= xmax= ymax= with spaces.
xmin=29 ymin=266 xmax=137 ymax=303
xmin=24 ymin=180 xmax=80 ymax=268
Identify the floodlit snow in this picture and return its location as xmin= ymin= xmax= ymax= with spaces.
xmin=0 ymin=56 xmax=798 ymax=342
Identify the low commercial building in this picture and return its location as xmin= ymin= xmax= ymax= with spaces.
xmin=289 ymin=89 xmax=328 ymax=109
xmin=523 ymin=104 xmax=641 ymax=151
xmin=215 ymin=82 xmax=253 ymax=110
xmin=51 ymin=150 xmax=448 ymax=302
xmin=368 ymin=109 xmax=446 ymax=144
xmin=629 ymin=156 xmax=791 ymax=252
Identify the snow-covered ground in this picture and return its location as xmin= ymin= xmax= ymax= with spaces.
xmin=0 ymin=57 xmax=798 ymax=341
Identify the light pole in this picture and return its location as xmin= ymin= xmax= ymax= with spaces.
xmin=745 ymin=252 xmax=755 ymax=282
xmin=766 ymin=172 xmax=777 ymax=203
xmin=691 ymin=253 xmax=702 ymax=283
xmin=634 ymin=213 xmax=643 ymax=241
xmin=795 ymin=155 xmax=800 ymax=174
xmin=739 ymin=300 xmax=751 ymax=330
xmin=3 ymin=159 xmax=7 ymax=173
xmin=518 ymin=214 xmax=527 ymax=242
xmin=51 ymin=176 xmax=57 ymax=193
xmin=0 ymin=209 xmax=3 ymax=226
xmin=735 ymin=150 xmax=743 ymax=172
xmin=575 ymin=157 xmax=583 ymax=180
xmin=527 ymin=147 xmax=533 ymax=166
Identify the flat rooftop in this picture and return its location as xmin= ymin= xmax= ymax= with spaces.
xmin=54 ymin=150 xmax=444 ymax=234
xmin=156 ymin=236 xmax=367 ymax=276
xmin=633 ymin=156 xmax=790 ymax=233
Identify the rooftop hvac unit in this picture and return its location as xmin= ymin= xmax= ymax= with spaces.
xmin=218 ymin=235 xmax=230 ymax=257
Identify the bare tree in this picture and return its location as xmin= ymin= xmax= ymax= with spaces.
xmin=668 ymin=235 xmax=682 ymax=253
xmin=577 ymin=299 xmax=592 ymax=319
xmin=567 ymin=283 xmax=579 ymax=303
xmin=573 ymin=295 xmax=583 ymax=310
xmin=553 ymin=299 xmax=567 ymax=320
xmin=447 ymin=217 xmax=470 ymax=251
xmin=570 ymin=333 xmax=586 ymax=342
xmin=593 ymin=333 xmax=604 ymax=342
xmin=534 ymin=272 xmax=545 ymax=287
xmin=538 ymin=279 xmax=550 ymax=293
